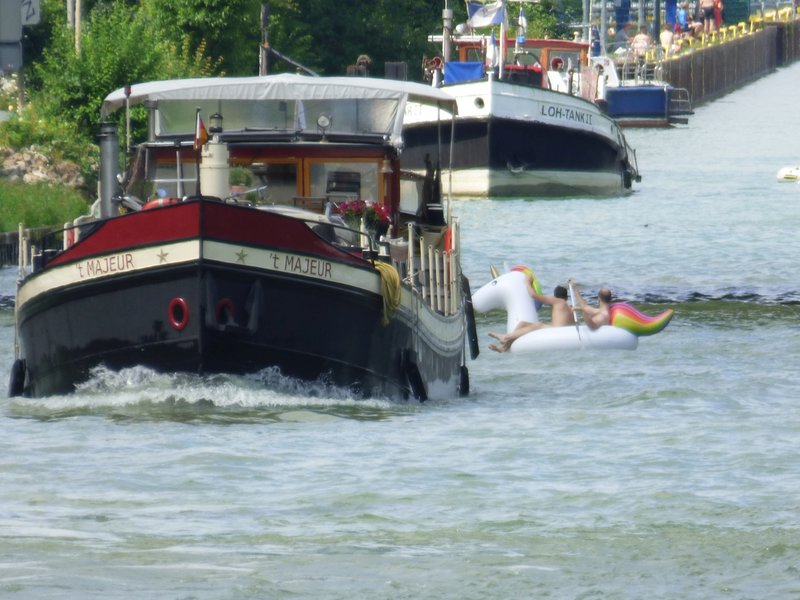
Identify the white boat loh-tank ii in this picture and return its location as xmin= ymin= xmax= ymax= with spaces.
xmin=402 ymin=0 xmax=640 ymax=197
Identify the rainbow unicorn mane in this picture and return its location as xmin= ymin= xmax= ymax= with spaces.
xmin=509 ymin=265 xmax=543 ymax=307
xmin=609 ymin=303 xmax=674 ymax=337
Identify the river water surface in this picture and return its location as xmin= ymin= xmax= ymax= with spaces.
xmin=2 ymin=62 xmax=800 ymax=599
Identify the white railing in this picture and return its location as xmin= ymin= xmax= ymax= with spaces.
xmin=392 ymin=219 xmax=461 ymax=316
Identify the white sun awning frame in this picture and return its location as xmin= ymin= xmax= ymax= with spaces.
xmin=101 ymin=74 xmax=457 ymax=148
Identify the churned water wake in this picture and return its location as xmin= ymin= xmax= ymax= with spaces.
xmin=5 ymin=364 xmax=418 ymax=424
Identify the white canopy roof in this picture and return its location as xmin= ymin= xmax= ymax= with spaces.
xmin=101 ymin=74 xmax=456 ymax=147
xmin=102 ymin=73 xmax=456 ymax=116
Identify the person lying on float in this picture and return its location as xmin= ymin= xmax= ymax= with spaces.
xmin=489 ymin=283 xmax=575 ymax=353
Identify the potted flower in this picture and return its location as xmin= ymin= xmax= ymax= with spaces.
xmin=336 ymin=199 xmax=390 ymax=239
xmin=229 ymin=166 xmax=254 ymax=194
xmin=364 ymin=202 xmax=390 ymax=238
xmin=336 ymin=198 xmax=366 ymax=230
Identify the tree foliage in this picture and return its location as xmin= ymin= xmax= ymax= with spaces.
xmin=526 ymin=0 xmax=576 ymax=40
xmin=138 ymin=0 xmax=262 ymax=75
xmin=30 ymin=1 xmax=220 ymax=136
xmin=17 ymin=0 xmax=468 ymax=126
xmin=136 ymin=0 xmax=451 ymax=79
xmin=260 ymin=0 xmax=444 ymax=79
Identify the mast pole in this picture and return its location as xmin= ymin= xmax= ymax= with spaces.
xmin=442 ymin=0 xmax=452 ymax=64
xmin=600 ymin=0 xmax=607 ymax=54
xmin=498 ymin=1 xmax=506 ymax=80
xmin=259 ymin=3 xmax=270 ymax=76
xmin=582 ymin=0 xmax=590 ymax=41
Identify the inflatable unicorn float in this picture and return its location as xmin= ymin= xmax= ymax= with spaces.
xmin=471 ymin=266 xmax=673 ymax=353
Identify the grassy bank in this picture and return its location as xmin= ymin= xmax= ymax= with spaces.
xmin=0 ymin=180 xmax=90 ymax=232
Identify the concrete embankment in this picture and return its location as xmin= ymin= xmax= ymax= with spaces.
xmin=662 ymin=19 xmax=800 ymax=106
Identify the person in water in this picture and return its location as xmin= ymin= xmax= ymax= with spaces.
xmin=488 ymin=282 xmax=576 ymax=353
xmin=569 ymin=280 xmax=612 ymax=329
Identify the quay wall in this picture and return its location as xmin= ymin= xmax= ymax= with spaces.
xmin=772 ymin=19 xmax=800 ymax=64
xmin=661 ymin=20 xmax=800 ymax=106
xmin=0 ymin=227 xmax=52 ymax=269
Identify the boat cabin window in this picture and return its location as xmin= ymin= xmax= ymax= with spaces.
xmin=326 ymin=171 xmax=360 ymax=197
xmin=542 ymin=51 xmax=583 ymax=73
xmin=251 ymin=162 xmax=297 ymax=201
xmin=505 ymin=49 xmax=544 ymax=86
xmin=461 ymin=47 xmax=486 ymax=63
xmin=148 ymin=161 xmax=198 ymax=198
xmin=513 ymin=51 xmax=540 ymax=66
xmin=156 ymin=98 xmax=400 ymax=138
xmin=309 ymin=162 xmax=378 ymax=204
xmin=135 ymin=144 xmax=386 ymax=212
xmin=399 ymin=177 xmax=424 ymax=214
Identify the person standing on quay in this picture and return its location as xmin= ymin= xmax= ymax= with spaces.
xmin=700 ymin=0 xmax=716 ymax=34
xmin=714 ymin=0 xmax=724 ymax=31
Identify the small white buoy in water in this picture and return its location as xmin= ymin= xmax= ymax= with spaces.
xmin=776 ymin=166 xmax=800 ymax=182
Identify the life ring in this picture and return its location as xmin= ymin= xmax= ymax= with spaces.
xmin=215 ymin=298 xmax=236 ymax=325
xmin=143 ymin=197 xmax=181 ymax=210
xmin=168 ymin=297 xmax=189 ymax=331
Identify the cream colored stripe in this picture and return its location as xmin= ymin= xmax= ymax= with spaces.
xmin=17 ymin=240 xmax=200 ymax=308
xmin=18 ymin=239 xmax=383 ymax=308
xmin=202 ymin=240 xmax=380 ymax=293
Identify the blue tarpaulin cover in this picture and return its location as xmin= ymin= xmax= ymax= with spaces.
xmin=444 ymin=62 xmax=484 ymax=84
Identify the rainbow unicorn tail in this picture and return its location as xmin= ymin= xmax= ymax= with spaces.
xmin=610 ymin=303 xmax=674 ymax=337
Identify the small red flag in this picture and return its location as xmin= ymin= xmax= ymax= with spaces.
xmin=194 ymin=110 xmax=208 ymax=150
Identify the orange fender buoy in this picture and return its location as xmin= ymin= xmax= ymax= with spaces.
xmin=143 ymin=197 xmax=181 ymax=210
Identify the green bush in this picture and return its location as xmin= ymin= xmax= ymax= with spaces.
xmin=30 ymin=1 xmax=222 ymax=141
xmin=229 ymin=166 xmax=254 ymax=186
xmin=0 ymin=180 xmax=89 ymax=231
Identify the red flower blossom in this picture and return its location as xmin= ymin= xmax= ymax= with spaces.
xmin=336 ymin=199 xmax=390 ymax=230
